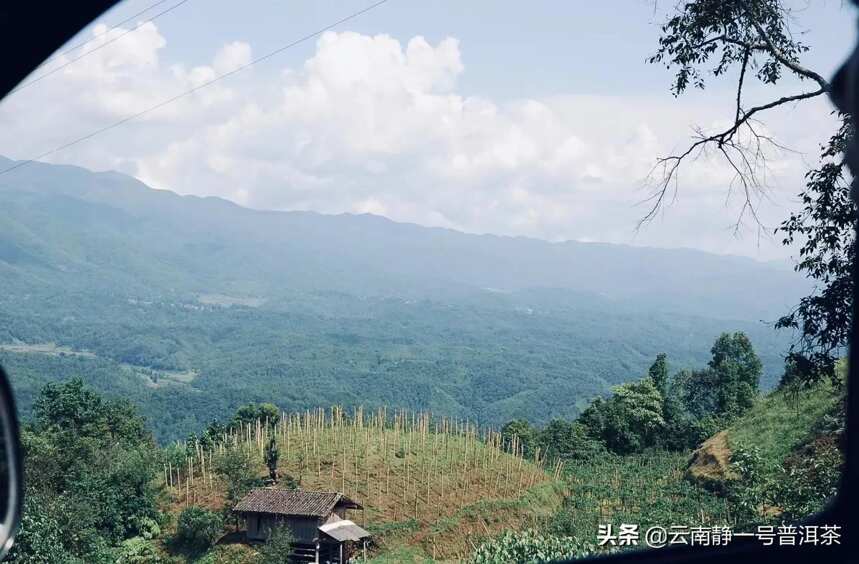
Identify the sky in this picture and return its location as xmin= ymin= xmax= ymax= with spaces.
xmin=0 ymin=0 xmax=855 ymax=261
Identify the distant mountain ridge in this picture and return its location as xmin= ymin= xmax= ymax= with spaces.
xmin=0 ymin=156 xmax=807 ymax=441
xmin=0 ymin=155 xmax=807 ymax=321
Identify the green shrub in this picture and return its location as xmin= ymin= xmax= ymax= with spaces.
xmin=773 ymin=435 xmax=843 ymax=521
xmin=134 ymin=516 xmax=161 ymax=540
xmin=213 ymin=448 xmax=264 ymax=512
xmin=725 ymin=444 xmax=773 ymax=526
xmin=116 ymin=537 xmax=161 ymax=563
xmin=174 ymin=506 xmax=223 ymax=554
xmin=257 ymin=525 xmax=296 ymax=564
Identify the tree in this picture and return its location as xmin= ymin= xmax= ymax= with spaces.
xmin=15 ymin=380 xmax=162 ymax=562
xmin=709 ymin=332 xmax=762 ymax=415
xmin=579 ymin=378 xmax=666 ymax=454
xmin=668 ymin=333 xmax=761 ymax=421
xmin=200 ymin=420 xmax=227 ymax=451
xmin=232 ymin=403 xmax=280 ymax=430
xmin=173 ymin=507 xmax=223 ymax=554
xmin=264 ymin=436 xmax=279 ymax=484
xmin=8 ymin=491 xmax=67 ymax=563
xmin=660 ymin=370 xmax=725 ymax=449
xmin=537 ymin=419 xmax=606 ymax=462
xmin=648 ymin=353 xmax=669 ymax=398
xmin=672 ymin=368 xmax=720 ymax=419
xmin=777 ymin=118 xmax=853 ymax=385
xmin=500 ymin=420 xmax=538 ymax=458
xmin=213 ymin=447 xmax=263 ymax=512
xmin=256 ymin=524 xmax=295 ymax=564
xmin=647 ymin=0 xmax=852 ymax=382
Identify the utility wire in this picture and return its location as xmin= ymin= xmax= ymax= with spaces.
xmin=0 ymin=0 xmax=390 ymax=178
xmin=37 ymin=0 xmax=173 ymax=69
xmin=7 ymin=0 xmax=192 ymax=96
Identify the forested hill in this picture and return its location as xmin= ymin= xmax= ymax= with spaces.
xmin=0 ymin=156 xmax=807 ymax=441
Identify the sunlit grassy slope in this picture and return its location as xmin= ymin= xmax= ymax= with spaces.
xmin=727 ymin=371 xmax=843 ymax=461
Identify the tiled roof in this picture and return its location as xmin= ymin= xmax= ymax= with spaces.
xmin=233 ymin=489 xmax=361 ymax=517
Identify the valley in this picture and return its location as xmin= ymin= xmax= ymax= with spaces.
xmin=0 ymin=157 xmax=803 ymax=442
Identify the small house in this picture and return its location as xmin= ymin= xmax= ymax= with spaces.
xmin=233 ymin=488 xmax=371 ymax=563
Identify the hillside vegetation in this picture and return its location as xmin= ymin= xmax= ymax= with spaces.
xmin=726 ymin=376 xmax=843 ymax=462
xmin=683 ymin=366 xmax=844 ymax=528
xmin=10 ymin=348 xmax=844 ymax=563
xmin=163 ymin=407 xmax=565 ymax=562
xmin=464 ymin=338 xmax=846 ymax=562
xmin=687 ymin=368 xmax=843 ymax=488
xmin=0 ymin=158 xmax=802 ymax=442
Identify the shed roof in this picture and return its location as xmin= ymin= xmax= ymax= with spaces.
xmin=319 ymin=519 xmax=371 ymax=542
xmin=233 ymin=489 xmax=362 ymax=517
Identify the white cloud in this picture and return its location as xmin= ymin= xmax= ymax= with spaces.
xmin=0 ymin=24 xmax=841 ymax=260
xmin=212 ymin=41 xmax=252 ymax=75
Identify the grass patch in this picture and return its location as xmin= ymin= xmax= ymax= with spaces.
xmin=727 ymin=381 xmax=840 ymax=462
xmin=365 ymin=545 xmax=433 ymax=563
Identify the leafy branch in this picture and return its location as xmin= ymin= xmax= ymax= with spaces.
xmin=648 ymin=0 xmax=854 ymax=382
xmin=643 ymin=0 xmax=827 ymax=227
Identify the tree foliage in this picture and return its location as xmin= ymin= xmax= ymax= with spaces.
xmin=256 ymin=525 xmax=296 ymax=564
xmin=649 ymin=0 xmax=852 ymax=382
xmin=579 ymin=377 xmax=665 ymax=455
xmin=500 ymin=419 xmax=539 ymax=458
xmin=524 ymin=333 xmax=762 ymax=457
xmin=10 ymin=379 xmax=162 ymax=563
xmin=232 ymin=403 xmax=280 ymax=429
xmin=213 ymin=447 xmax=263 ymax=512
xmin=709 ymin=332 xmax=762 ymax=415
xmin=173 ymin=507 xmax=223 ymax=554
xmin=539 ymin=420 xmax=607 ymax=462
xmin=777 ymin=117 xmax=854 ymax=384
xmin=648 ymin=353 xmax=669 ymax=397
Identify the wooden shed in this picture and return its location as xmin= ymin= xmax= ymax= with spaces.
xmin=233 ymin=488 xmax=371 ymax=563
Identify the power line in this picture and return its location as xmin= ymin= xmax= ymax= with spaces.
xmin=37 ymin=0 xmax=173 ymax=69
xmin=0 ymin=0 xmax=390 ymax=178
xmin=7 ymin=0 xmax=192 ymax=96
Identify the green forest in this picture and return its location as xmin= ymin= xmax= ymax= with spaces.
xmin=0 ymin=117 xmax=809 ymax=444
xmin=6 ymin=332 xmax=845 ymax=563
xmin=0 ymin=285 xmax=792 ymax=443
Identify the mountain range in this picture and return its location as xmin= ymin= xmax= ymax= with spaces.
xmin=0 ymin=155 xmax=809 ymax=440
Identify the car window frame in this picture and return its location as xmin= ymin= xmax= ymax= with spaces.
xmin=0 ymin=2 xmax=854 ymax=562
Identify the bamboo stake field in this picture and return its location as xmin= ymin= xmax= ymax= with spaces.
xmin=163 ymin=406 xmax=562 ymax=525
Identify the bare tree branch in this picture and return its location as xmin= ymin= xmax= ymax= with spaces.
xmin=641 ymin=86 xmax=826 ymax=227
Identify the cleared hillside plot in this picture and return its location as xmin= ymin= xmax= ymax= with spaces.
xmin=162 ymin=407 xmax=565 ymax=560
xmin=0 ymin=341 xmax=96 ymax=357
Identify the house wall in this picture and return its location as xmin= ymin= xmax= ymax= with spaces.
xmin=244 ymin=513 xmax=322 ymax=543
xmin=284 ymin=515 xmax=323 ymax=543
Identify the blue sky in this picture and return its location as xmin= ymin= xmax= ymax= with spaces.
xmin=0 ymin=0 xmax=856 ymax=261
xmin=98 ymin=0 xmax=855 ymax=98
